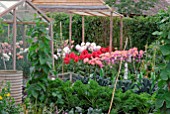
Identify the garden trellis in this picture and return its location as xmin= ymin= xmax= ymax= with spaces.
xmin=32 ymin=0 xmax=124 ymax=51
xmin=0 ymin=0 xmax=54 ymax=70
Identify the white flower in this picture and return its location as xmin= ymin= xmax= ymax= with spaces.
xmin=46 ymin=28 xmax=49 ymax=31
xmin=3 ymin=53 xmax=10 ymax=61
xmin=95 ymin=46 xmax=101 ymax=50
xmin=91 ymin=42 xmax=96 ymax=47
xmin=8 ymin=52 xmax=11 ymax=55
xmin=75 ymin=44 xmax=81 ymax=51
xmin=88 ymin=47 xmax=93 ymax=52
xmin=53 ymin=54 xmax=58 ymax=60
xmin=20 ymin=48 xmax=24 ymax=51
xmin=24 ymin=48 xmax=29 ymax=53
xmin=57 ymin=48 xmax=62 ymax=53
xmin=81 ymin=42 xmax=85 ymax=46
xmin=82 ymin=46 xmax=87 ymax=50
xmin=62 ymin=53 xmax=66 ymax=58
xmin=79 ymin=47 xmax=84 ymax=53
xmin=57 ymin=53 xmax=61 ymax=57
xmin=16 ymin=42 xmax=19 ymax=46
xmin=86 ymin=42 xmax=91 ymax=47
xmin=63 ymin=47 xmax=70 ymax=54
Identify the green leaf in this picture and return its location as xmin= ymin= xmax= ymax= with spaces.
xmin=166 ymin=100 xmax=170 ymax=108
xmin=155 ymin=99 xmax=164 ymax=108
xmin=152 ymin=31 xmax=163 ymax=36
xmin=100 ymin=68 xmax=104 ymax=77
xmin=160 ymin=70 xmax=169 ymax=80
xmin=165 ymin=92 xmax=170 ymax=101
xmin=32 ymin=90 xmax=38 ymax=98
xmin=168 ymin=32 xmax=170 ymax=39
xmin=160 ymin=45 xmax=170 ymax=56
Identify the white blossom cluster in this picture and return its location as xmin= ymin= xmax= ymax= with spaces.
xmin=75 ymin=42 xmax=101 ymax=53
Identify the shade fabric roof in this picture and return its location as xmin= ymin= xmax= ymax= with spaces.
xmin=32 ymin=0 xmax=123 ymax=17
xmin=0 ymin=0 xmax=51 ymax=23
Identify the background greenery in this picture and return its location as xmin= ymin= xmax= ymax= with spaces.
xmin=51 ymin=13 xmax=158 ymax=50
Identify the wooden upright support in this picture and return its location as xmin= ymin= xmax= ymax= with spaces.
xmin=109 ymin=12 xmax=113 ymax=52
xmin=82 ymin=16 xmax=85 ymax=42
xmin=8 ymin=24 xmax=10 ymax=41
xmin=50 ymin=22 xmax=54 ymax=69
xmin=69 ymin=14 xmax=72 ymax=48
xmin=13 ymin=8 xmax=17 ymax=70
xmin=120 ymin=16 xmax=123 ymax=50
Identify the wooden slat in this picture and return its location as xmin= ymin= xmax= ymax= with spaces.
xmin=32 ymin=0 xmax=104 ymax=6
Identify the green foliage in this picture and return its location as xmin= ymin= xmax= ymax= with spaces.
xmin=153 ymin=8 xmax=170 ymax=113
xmin=26 ymin=19 xmax=54 ymax=113
xmin=0 ymin=20 xmax=4 ymax=34
xmin=0 ymin=82 xmax=22 ymax=114
xmin=106 ymin=0 xmax=158 ymax=15
xmin=48 ymin=78 xmax=156 ymax=113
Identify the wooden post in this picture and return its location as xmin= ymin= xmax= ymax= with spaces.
xmin=50 ymin=22 xmax=54 ymax=69
xmin=69 ymin=14 xmax=72 ymax=48
xmin=109 ymin=12 xmax=113 ymax=52
xmin=8 ymin=24 xmax=10 ymax=41
xmin=60 ymin=22 xmax=64 ymax=75
xmin=120 ymin=16 xmax=123 ymax=50
xmin=82 ymin=16 xmax=85 ymax=42
xmin=22 ymin=25 xmax=26 ymax=49
xmin=13 ymin=8 xmax=17 ymax=70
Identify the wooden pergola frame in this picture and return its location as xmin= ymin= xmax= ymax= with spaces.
xmin=0 ymin=0 xmax=54 ymax=70
xmin=32 ymin=0 xmax=124 ymax=51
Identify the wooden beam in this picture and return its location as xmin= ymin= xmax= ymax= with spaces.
xmin=26 ymin=0 xmax=51 ymax=23
xmin=69 ymin=14 xmax=72 ymax=48
xmin=98 ymin=11 xmax=110 ymax=16
xmin=3 ymin=21 xmax=46 ymax=25
xmin=82 ymin=16 xmax=85 ymax=42
xmin=120 ymin=16 xmax=123 ymax=50
xmin=109 ymin=11 xmax=113 ymax=52
xmin=0 ymin=0 xmax=26 ymax=17
xmin=13 ymin=8 xmax=17 ymax=70
xmin=84 ymin=12 xmax=97 ymax=16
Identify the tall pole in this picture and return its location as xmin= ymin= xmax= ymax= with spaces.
xmin=8 ymin=24 xmax=10 ymax=41
xmin=109 ymin=11 xmax=113 ymax=52
xmin=120 ymin=16 xmax=123 ymax=50
xmin=50 ymin=22 xmax=54 ymax=69
xmin=82 ymin=16 xmax=85 ymax=43
xmin=69 ymin=14 xmax=72 ymax=48
xmin=22 ymin=25 xmax=26 ymax=49
xmin=13 ymin=8 xmax=17 ymax=70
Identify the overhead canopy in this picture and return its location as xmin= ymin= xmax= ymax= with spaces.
xmin=0 ymin=0 xmax=51 ymax=23
xmin=31 ymin=0 xmax=123 ymax=17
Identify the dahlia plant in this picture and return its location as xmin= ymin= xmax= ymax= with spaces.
xmin=0 ymin=41 xmax=26 ymax=69
xmin=64 ymin=43 xmax=144 ymax=68
xmin=53 ymin=39 xmax=74 ymax=60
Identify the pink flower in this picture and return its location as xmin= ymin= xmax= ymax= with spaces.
xmin=83 ymin=58 xmax=89 ymax=63
xmin=139 ymin=50 xmax=144 ymax=55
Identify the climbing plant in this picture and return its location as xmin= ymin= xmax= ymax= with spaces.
xmin=153 ymin=8 xmax=170 ymax=113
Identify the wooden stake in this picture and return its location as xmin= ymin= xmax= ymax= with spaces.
xmin=60 ymin=22 xmax=64 ymax=75
xmin=50 ymin=22 xmax=54 ymax=69
xmin=69 ymin=14 xmax=72 ymax=48
xmin=13 ymin=8 xmax=17 ymax=71
xmin=120 ymin=16 xmax=123 ymax=50
xmin=82 ymin=16 xmax=85 ymax=42
xmin=109 ymin=12 xmax=113 ymax=52
xmin=8 ymin=24 xmax=10 ymax=41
